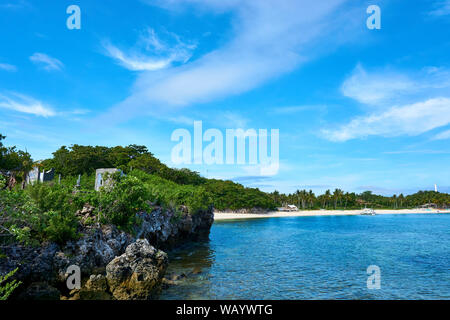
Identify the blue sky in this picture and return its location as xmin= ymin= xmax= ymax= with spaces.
xmin=0 ymin=0 xmax=449 ymax=195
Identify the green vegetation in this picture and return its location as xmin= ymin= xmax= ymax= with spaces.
xmin=129 ymin=170 xmax=212 ymax=214
xmin=0 ymin=185 xmax=79 ymax=245
xmin=0 ymin=170 xmax=215 ymax=245
xmin=205 ymin=179 xmax=276 ymax=211
xmin=0 ymin=134 xmax=32 ymax=189
xmin=271 ymin=189 xmax=450 ymax=210
xmin=0 ymin=268 xmax=21 ymax=300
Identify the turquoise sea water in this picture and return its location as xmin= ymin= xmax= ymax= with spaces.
xmin=160 ymin=214 xmax=450 ymax=300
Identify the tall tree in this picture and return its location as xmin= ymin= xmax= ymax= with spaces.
xmin=0 ymin=134 xmax=33 ymax=189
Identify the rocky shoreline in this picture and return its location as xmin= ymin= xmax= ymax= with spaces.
xmin=0 ymin=205 xmax=214 ymax=300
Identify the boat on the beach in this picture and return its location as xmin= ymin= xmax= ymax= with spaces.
xmin=361 ymin=208 xmax=376 ymax=215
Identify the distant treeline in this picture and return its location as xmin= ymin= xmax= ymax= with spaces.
xmin=269 ymin=189 xmax=450 ymax=209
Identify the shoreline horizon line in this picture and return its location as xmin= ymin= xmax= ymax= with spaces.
xmin=213 ymin=209 xmax=450 ymax=221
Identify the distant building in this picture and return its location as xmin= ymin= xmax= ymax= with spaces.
xmin=95 ymin=168 xmax=122 ymax=191
xmin=278 ymin=204 xmax=298 ymax=212
xmin=419 ymin=203 xmax=437 ymax=209
xmin=27 ymin=167 xmax=55 ymax=184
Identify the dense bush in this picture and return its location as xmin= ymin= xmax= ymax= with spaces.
xmin=93 ymin=171 xmax=213 ymax=230
xmin=43 ymin=210 xmax=79 ymax=245
xmin=97 ymin=175 xmax=150 ymax=230
xmin=0 ymin=188 xmax=80 ymax=246
xmin=204 ymin=179 xmax=276 ymax=211
xmin=129 ymin=170 xmax=213 ymax=214
xmin=25 ymin=183 xmax=75 ymax=213
xmin=0 ymin=174 xmax=6 ymax=189
xmin=59 ymin=173 xmax=96 ymax=190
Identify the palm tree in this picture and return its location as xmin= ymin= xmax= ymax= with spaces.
xmin=324 ymin=190 xmax=331 ymax=208
xmin=398 ymin=193 xmax=404 ymax=208
xmin=308 ymin=190 xmax=316 ymax=209
xmin=300 ymin=190 xmax=308 ymax=209
xmin=392 ymin=194 xmax=397 ymax=209
xmin=333 ymin=188 xmax=344 ymax=209
xmin=343 ymin=192 xmax=349 ymax=209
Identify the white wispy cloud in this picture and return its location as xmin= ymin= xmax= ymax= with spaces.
xmin=341 ymin=65 xmax=450 ymax=107
xmin=219 ymin=112 xmax=249 ymax=128
xmin=0 ymin=0 xmax=31 ymax=10
xmin=323 ymin=97 xmax=450 ymax=141
xmin=0 ymin=63 xmax=17 ymax=72
xmin=101 ymin=0 xmax=356 ymax=122
xmin=29 ymin=53 xmax=64 ymax=71
xmin=103 ymin=28 xmax=195 ymax=71
xmin=154 ymin=110 xmax=248 ymax=127
xmin=341 ymin=64 xmax=416 ymax=106
xmin=103 ymin=43 xmax=173 ymax=71
xmin=429 ymin=0 xmax=450 ymax=16
xmin=383 ymin=149 xmax=450 ymax=154
xmin=433 ymin=129 xmax=450 ymax=140
xmin=271 ymin=105 xmax=327 ymax=114
xmin=0 ymin=92 xmax=55 ymax=117
xmin=324 ymin=64 xmax=450 ymax=141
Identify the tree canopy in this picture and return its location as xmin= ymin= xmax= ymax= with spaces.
xmin=0 ymin=134 xmax=32 ymax=187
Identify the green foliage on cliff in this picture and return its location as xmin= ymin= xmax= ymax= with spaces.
xmin=0 ymin=170 xmax=214 ymax=244
xmin=0 ymin=268 xmax=21 ymax=300
xmin=0 ymin=187 xmax=80 ymax=246
xmin=97 ymin=175 xmax=150 ymax=230
xmin=43 ymin=211 xmax=79 ymax=245
xmin=0 ymin=174 xmax=5 ymax=189
xmin=129 ymin=170 xmax=212 ymax=214
xmin=26 ymin=183 xmax=75 ymax=213
xmin=204 ymin=179 xmax=276 ymax=211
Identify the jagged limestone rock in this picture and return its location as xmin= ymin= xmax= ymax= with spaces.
xmin=77 ymin=274 xmax=112 ymax=300
xmin=106 ymin=239 xmax=168 ymax=300
xmin=85 ymin=274 xmax=108 ymax=292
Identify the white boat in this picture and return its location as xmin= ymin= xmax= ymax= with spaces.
xmin=361 ymin=208 xmax=376 ymax=215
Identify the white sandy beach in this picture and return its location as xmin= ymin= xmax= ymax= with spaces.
xmin=214 ymin=209 xmax=449 ymax=221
